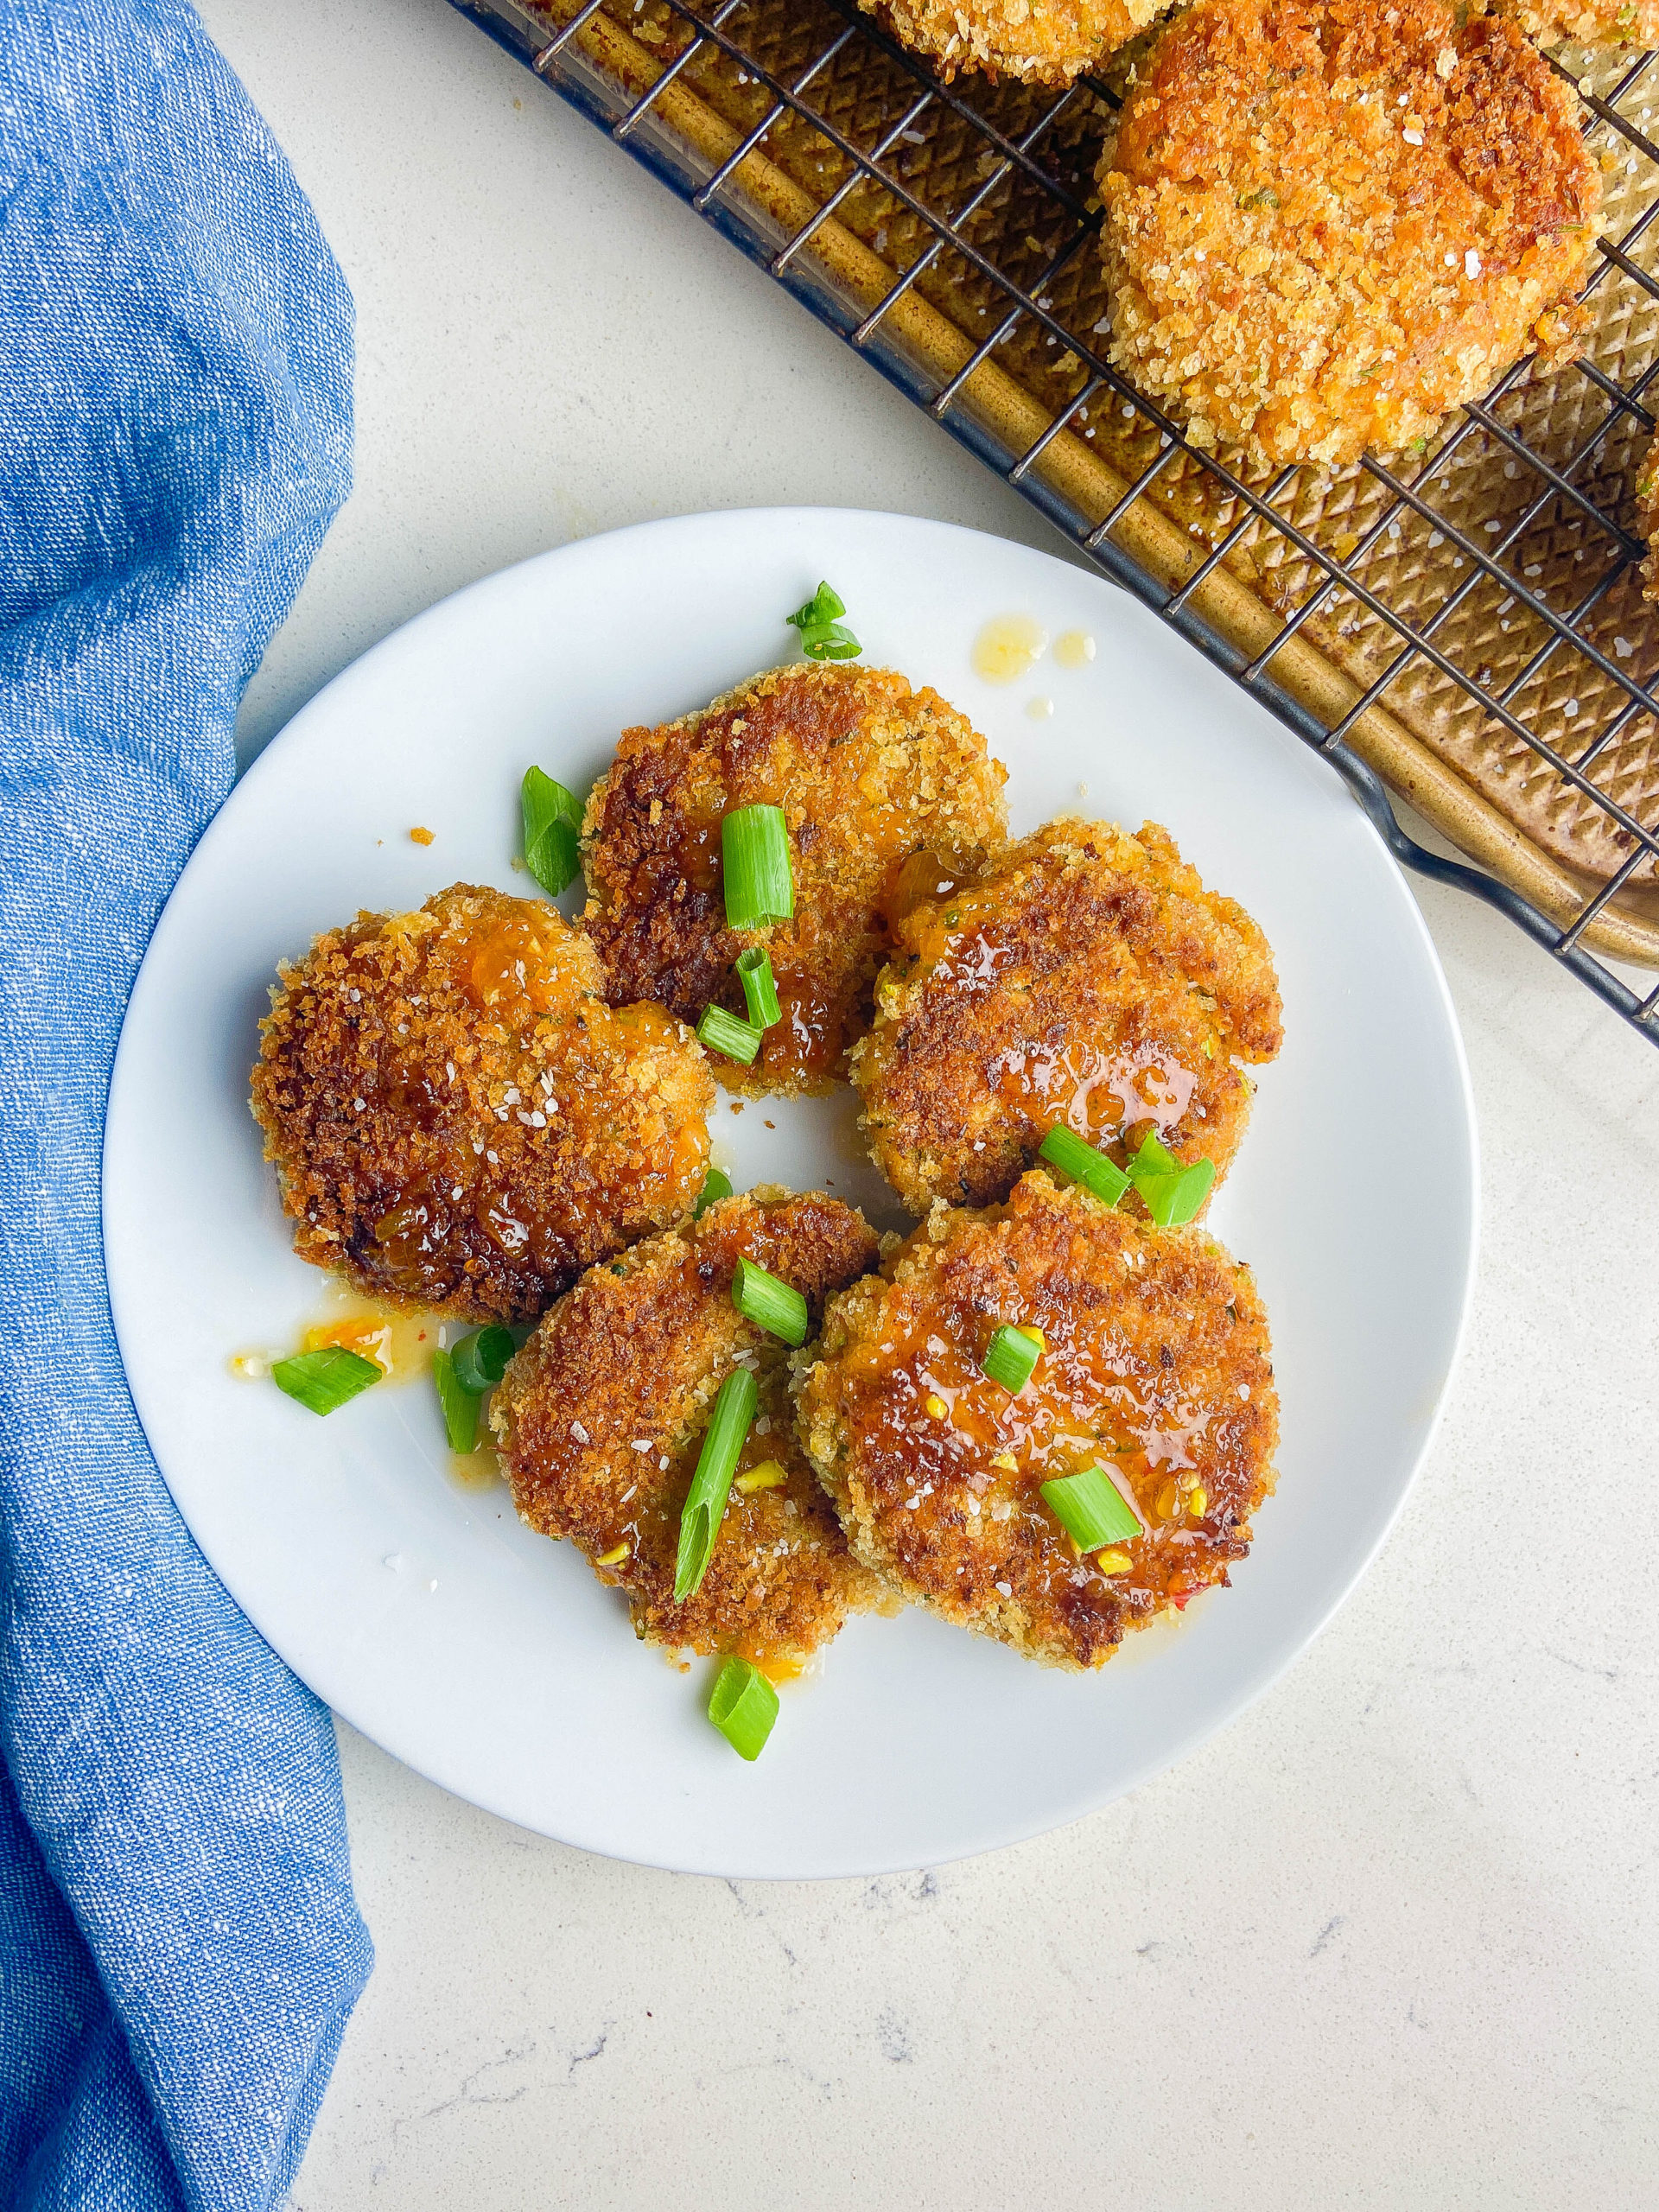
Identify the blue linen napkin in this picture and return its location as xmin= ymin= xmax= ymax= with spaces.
xmin=0 ymin=3 xmax=373 ymax=2206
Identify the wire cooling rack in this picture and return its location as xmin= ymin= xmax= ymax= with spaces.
xmin=449 ymin=0 xmax=1659 ymax=1046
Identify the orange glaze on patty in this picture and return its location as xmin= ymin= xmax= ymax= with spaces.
xmin=579 ymin=661 xmax=1007 ymax=1096
xmin=852 ymin=819 xmax=1281 ymax=1215
xmin=494 ymin=1190 xmax=887 ymax=1670
xmin=251 ymin=884 xmax=713 ymax=1321
xmin=796 ymin=1171 xmax=1279 ymax=1670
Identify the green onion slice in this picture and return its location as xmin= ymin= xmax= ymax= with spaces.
xmin=982 ymin=1321 xmax=1042 ymax=1395
xmin=787 ymin=579 xmax=845 ymax=627
xmin=735 ymin=945 xmax=783 ymax=1030
xmin=696 ymin=1004 xmax=764 ymax=1065
xmin=1040 ymin=1466 xmax=1142 ymax=1551
xmin=674 ymin=1367 xmax=759 ymax=1601
xmin=732 ymin=1256 xmax=809 ymax=1347
xmin=1128 ymin=1131 xmax=1179 ymax=1175
xmin=694 ymin=1166 xmax=733 ymax=1218
xmin=1127 ymin=1132 xmax=1216 ymax=1228
xmin=451 ymin=1325 xmax=514 ymax=1394
xmin=708 ymin=1656 xmax=779 ymax=1760
xmin=271 ymin=1346 xmax=382 ymax=1417
xmin=433 ymin=1347 xmax=480 ymax=1452
xmin=785 ymin=580 xmax=862 ymax=662
xmin=1038 ymin=1123 xmax=1130 ymax=1209
xmin=721 ymin=804 xmax=794 ymax=927
xmin=521 ymin=766 xmax=583 ymax=897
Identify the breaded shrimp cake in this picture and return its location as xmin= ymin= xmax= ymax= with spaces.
xmin=580 ymin=661 xmax=1007 ymax=1096
xmin=493 ymin=1191 xmax=887 ymax=1669
xmin=859 ymin=0 xmax=1171 ymax=85
xmin=251 ymin=885 xmax=713 ymax=1322
xmin=797 ymin=1171 xmax=1278 ymax=1671
xmin=1099 ymin=0 xmax=1600 ymax=470
xmin=851 ymin=819 xmax=1281 ymax=1214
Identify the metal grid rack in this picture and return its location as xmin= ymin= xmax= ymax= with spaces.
xmin=451 ymin=0 xmax=1659 ymax=1046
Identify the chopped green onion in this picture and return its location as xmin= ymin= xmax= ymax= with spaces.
xmin=1129 ymin=1130 xmax=1179 ymax=1175
xmin=798 ymin=630 xmax=861 ymax=662
xmin=721 ymin=804 xmax=794 ymax=927
xmin=694 ymin=1166 xmax=733 ymax=1218
xmin=1038 ymin=1123 xmax=1131 ymax=1208
xmin=696 ymin=1004 xmax=765 ymax=1065
xmin=451 ymin=1325 xmax=514 ymax=1394
xmin=1158 ymin=1158 xmax=1215 ymax=1227
xmin=521 ymin=766 xmax=583 ymax=896
xmin=674 ymin=1367 xmax=759 ymax=1600
xmin=732 ymin=1256 xmax=809 ymax=1347
xmin=785 ymin=580 xmax=862 ymax=662
xmin=1127 ymin=1132 xmax=1216 ymax=1228
xmin=271 ymin=1346 xmax=381 ymax=1416
xmin=433 ymin=1347 xmax=479 ymax=1452
xmin=708 ymin=1656 xmax=779 ymax=1760
xmin=1040 ymin=1465 xmax=1142 ymax=1551
xmin=786 ymin=579 xmax=844 ymax=629
xmin=735 ymin=944 xmax=783 ymax=1029
xmin=982 ymin=1321 xmax=1042 ymax=1395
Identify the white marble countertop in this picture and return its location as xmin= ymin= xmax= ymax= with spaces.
xmin=196 ymin=3 xmax=1659 ymax=2202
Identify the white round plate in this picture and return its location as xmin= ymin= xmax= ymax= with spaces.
xmin=105 ymin=509 xmax=1476 ymax=1878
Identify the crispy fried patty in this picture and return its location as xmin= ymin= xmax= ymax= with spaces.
xmin=796 ymin=1172 xmax=1278 ymax=1670
xmin=251 ymin=885 xmax=713 ymax=1322
xmin=580 ymin=661 xmax=1007 ymax=1096
xmin=858 ymin=0 xmax=1170 ymax=84
xmin=493 ymin=1191 xmax=887 ymax=1668
xmin=1099 ymin=0 xmax=1599 ymax=470
xmin=850 ymin=819 xmax=1282 ymax=1216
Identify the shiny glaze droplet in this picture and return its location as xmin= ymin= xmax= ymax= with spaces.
xmin=972 ymin=614 xmax=1049 ymax=684
xmin=300 ymin=1292 xmax=440 ymax=1383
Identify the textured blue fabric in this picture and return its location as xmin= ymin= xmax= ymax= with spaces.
xmin=0 ymin=4 xmax=372 ymax=2208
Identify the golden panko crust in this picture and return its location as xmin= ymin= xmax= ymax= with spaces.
xmin=850 ymin=818 xmax=1282 ymax=1215
xmin=858 ymin=0 xmax=1170 ymax=84
xmin=1099 ymin=0 xmax=1600 ymax=470
xmin=493 ymin=1192 xmax=887 ymax=1669
xmin=580 ymin=661 xmax=1007 ymax=1096
xmin=1504 ymin=0 xmax=1659 ymax=46
xmin=250 ymin=885 xmax=713 ymax=1322
xmin=796 ymin=1172 xmax=1278 ymax=1671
